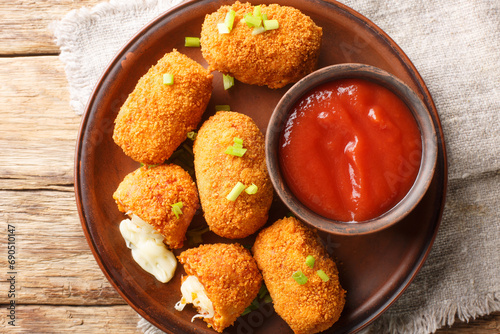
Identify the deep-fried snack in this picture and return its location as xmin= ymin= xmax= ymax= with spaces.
xmin=113 ymin=164 xmax=199 ymax=249
xmin=193 ymin=111 xmax=273 ymax=239
xmin=175 ymin=243 xmax=262 ymax=332
xmin=200 ymin=2 xmax=322 ymax=88
xmin=252 ymin=217 xmax=346 ymax=334
xmin=113 ymin=49 xmax=213 ymax=164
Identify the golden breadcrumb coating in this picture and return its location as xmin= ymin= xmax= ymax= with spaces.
xmin=200 ymin=1 xmax=322 ymax=89
xmin=252 ymin=217 xmax=346 ymax=334
xmin=178 ymin=243 xmax=262 ymax=332
xmin=113 ymin=49 xmax=213 ymax=164
xmin=193 ymin=111 xmax=273 ymax=239
xmin=113 ymin=164 xmax=199 ymax=249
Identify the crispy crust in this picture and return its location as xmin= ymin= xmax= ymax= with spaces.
xmin=113 ymin=49 xmax=213 ymax=164
xmin=200 ymin=1 xmax=322 ymax=89
xmin=193 ymin=111 xmax=273 ymax=239
xmin=113 ymin=164 xmax=199 ymax=249
xmin=178 ymin=243 xmax=262 ymax=332
xmin=252 ymin=217 xmax=346 ymax=334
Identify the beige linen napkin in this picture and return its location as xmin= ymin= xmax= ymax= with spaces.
xmin=52 ymin=0 xmax=499 ymax=333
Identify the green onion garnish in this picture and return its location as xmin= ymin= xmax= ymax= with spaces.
xmin=252 ymin=26 xmax=266 ymax=35
xmin=258 ymin=284 xmax=268 ymax=299
xmin=253 ymin=5 xmax=262 ymax=17
xmin=262 ymin=13 xmax=268 ymax=21
xmin=225 ymin=137 xmax=247 ymax=157
xmin=305 ymin=255 xmax=315 ymax=268
xmin=245 ymin=183 xmax=258 ymax=195
xmin=217 ymin=22 xmax=230 ymax=34
xmin=184 ymin=37 xmax=200 ymax=47
xmin=226 ymin=182 xmax=246 ymax=201
xmin=186 ymin=226 xmax=209 ymax=246
xmin=215 ymin=105 xmax=231 ymax=111
xmin=163 ymin=73 xmax=174 ymax=85
xmin=171 ymin=202 xmax=184 ymax=219
xmin=244 ymin=13 xmax=262 ymax=27
xmin=233 ymin=137 xmax=243 ymax=146
xmin=292 ymin=270 xmax=308 ymax=285
xmin=224 ymin=9 xmax=236 ymax=31
xmin=187 ymin=131 xmax=197 ymax=141
xmin=317 ymin=269 xmax=330 ymax=282
xmin=223 ymin=74 xmax=234 ymax=90
xmin=263 ymin=19 xmax=279 ymax=31
xmin=225 ymin=146 xmax=247 ymax=157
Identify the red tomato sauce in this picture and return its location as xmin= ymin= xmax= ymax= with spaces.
xmin=279 ymin=78 xmax=422 ymax=222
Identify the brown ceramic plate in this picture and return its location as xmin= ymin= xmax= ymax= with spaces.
xmin=75 ymin=0 xmax=447 ymax=333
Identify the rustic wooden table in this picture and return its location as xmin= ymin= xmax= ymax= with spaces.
xmin=0 ymin=0 xmax=498 ymax=333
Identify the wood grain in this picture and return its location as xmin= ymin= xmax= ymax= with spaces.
xmin=0 ymin=189 xmax=125 ymax=305
xmin=0 ymin=0 xmax=498 ymax=333
xmin=1 ymin=305 xmax=141 ymax=333
xmin=0 ymin=0 xmax=101 ymax=55
xmin=0 ymin=56 xmax=79 ymax=189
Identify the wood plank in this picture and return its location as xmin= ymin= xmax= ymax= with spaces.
xmin=0 ymin=0 xmax=101 ymax=55
xmin=436 ymin=312 xmax=500 ymax=334
xmin=1 ymin=305 xmax=498 ymax=333
xmin=0 ymin=189 xmax=125 ymax=305
xmin=0 ymin=55 xmax=80 ymax=189
xmin=3 ymin=305 xmax=141 ymax=333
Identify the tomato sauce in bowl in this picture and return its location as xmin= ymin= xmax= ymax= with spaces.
xmin=279 ymin=78 xmax=422 ymax=222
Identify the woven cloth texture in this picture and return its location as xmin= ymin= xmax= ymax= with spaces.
xmin=52 ymin=0 xmax=499 ymax=333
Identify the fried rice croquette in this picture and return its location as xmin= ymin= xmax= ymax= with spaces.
xmin=113 ymin=164 xmax=199 ymax=249
xmin=252 ymin=217 xmax=346 ymax=334
xmin=200 ymin=2 xmax=322 ymax=89
xmin=175 ymin=243 xmax=262 ymax=332
xmin=193 ymin=111 xmax=273 ymax=239
xmin=113 ymin=49 xmax=213 ymax=165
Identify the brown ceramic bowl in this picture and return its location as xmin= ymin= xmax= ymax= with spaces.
xmin=266 ymin=63 xmax=438 ymax=235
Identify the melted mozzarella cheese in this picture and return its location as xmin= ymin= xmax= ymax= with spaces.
xmin=175 ymin=275 xmax=215 ymax=321
xmin=119 ymin=214 xmax=177 ymax=283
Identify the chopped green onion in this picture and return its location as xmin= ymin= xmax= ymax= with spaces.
xmin=292 ymin=270 xmax=308 ymax=285
xmin=244 ymin=13 xmax=262 ymax=27
xmin=305 ymin=255 xmax=315 ymax=268
xmin=226 ymin=182 xmax=246 ymax=201
xmin=147 ymin=163 xmax=160 ymax=169
xmin=262 ymin=13 xmax=268 ymax=21
xmin=186 ymin=226 xmax=209 ymax=246
xmin=245 ymin=183 xmax=258 ymax=195
xmin=253 ymin=5 xmax=262 ymax=17
xmin=252 ymin=26 xmax=266 ymax=35
xmin=317 ymin=269 xmax=330 ymax=282
xmin=171 ymin=202 xmax=184 ymax=219
xmin=242 ymin=299 xmax=260 ymax=315
xmin=225 ymin=146 xmax=247 ymax=157
xmin=225 ymin=137 xmax=247 ymax=157
xmin=233 ymin=137 xmax=243 ymax=146
xmin=187 ymin=131 xmax=197 ymax=141
xmin=215 ymin=104 xmax=231 ymax=111
xmin=224 ymin=9 xmax=236 ymax=31
xmin=263 ymin=19 xmax=279 ymax=31
xmin=184 ymin=37 xmax=200 ymax=47
xmin=258 ymin=284 xmax=268 ymax=299
xmin=217 ymin=22 xmax=230 ymax=34
xmin=163 ymin=73 xmax=174 ymax=85
xmin=223 ymin=74 xmax=234 ymax=90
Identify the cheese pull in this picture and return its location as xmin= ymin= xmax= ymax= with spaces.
xmin=119 ymin=214 xmax=177 ymax=283
xmin=174 ymin=275 xmax=215 ymax=321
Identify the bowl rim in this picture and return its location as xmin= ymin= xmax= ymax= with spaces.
xmin=266 ymin=63 xmax=438 ymax=235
